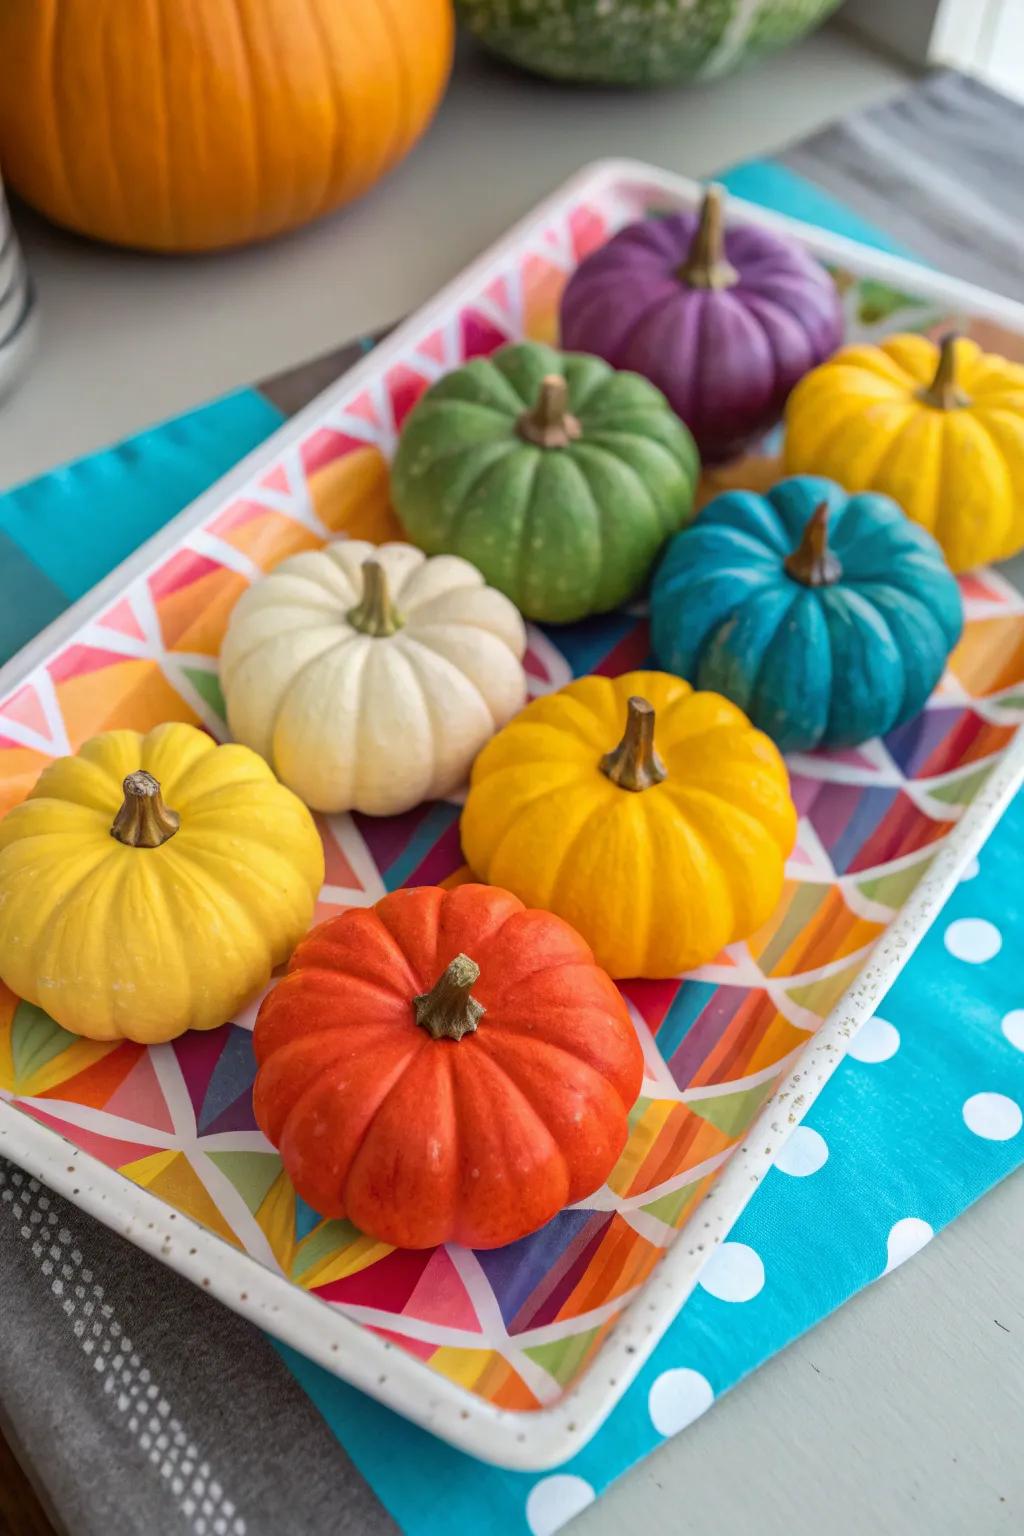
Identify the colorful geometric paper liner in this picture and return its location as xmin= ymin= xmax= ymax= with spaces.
xmin=3 ymin=176 xmax=1024 ymax=1411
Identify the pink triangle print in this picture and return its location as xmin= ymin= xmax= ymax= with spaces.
xmin=482 ymin=275 xmax=513 ymax=320
xmin=416 ymin=328 xmax=447 ymax=365
xmin=103 ymin=1055 xmax=176 ymax=1134
xmin=460 ymin=308 xmax=510 ymax=360
xmin=404 ymin=1249 xmax=481 ymax=1332
xmin=319 ymin=819 xmax=365 ymax=893
xmin=15 ymin=1103 xmax=161 ymax=1170
xmin=260 ymin=465 xmax=290 ymax=495
xmin=97 ymin=599 xmax=147 ymax=642
xmin=0 ymin=684 xmax=48 ymax=736
xmin=345 ymin=391 xmax=379 ymax=428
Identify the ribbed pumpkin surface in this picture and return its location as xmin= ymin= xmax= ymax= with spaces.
xmin=0 ymin=0 xmax=453 ymax=252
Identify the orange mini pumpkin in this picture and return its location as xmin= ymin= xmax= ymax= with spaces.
xmin=0 ymin=0 xmax=453 ymax=253
xmin=252 ymin=884 xmax=644 ymax=1249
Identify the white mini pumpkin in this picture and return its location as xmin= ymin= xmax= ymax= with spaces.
xmin=219 ymin=541 xmax=528 ymax=815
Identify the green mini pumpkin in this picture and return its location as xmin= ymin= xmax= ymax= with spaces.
xmin=390 ymin=341 xmax=700 ymax=623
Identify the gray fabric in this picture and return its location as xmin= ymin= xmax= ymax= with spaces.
xmin=0 ymin=1162 xmax=397 ymax=1536
xmin=782 ymin=70 xmax=1024 ymax=299
xmin=3 ymin=65 xmax=1024 ymax=1536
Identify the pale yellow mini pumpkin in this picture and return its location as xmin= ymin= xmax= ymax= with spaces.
xmin=0 ymin=723 xmax=324 ymax=1043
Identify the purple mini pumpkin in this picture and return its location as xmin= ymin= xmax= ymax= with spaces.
xmin=560 ymin=186 xmax=844 ymax=464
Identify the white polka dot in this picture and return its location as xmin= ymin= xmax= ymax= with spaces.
xmin=648 ymin=1368 xmax=714 ymax=1437
xmin=848 ymin=1015 xmax=901 ymax=1064
xmin=698 ymin=1241 xmax=764 ymax=1303
xmin=884 ymin=1217 xmax=934 ymax=1273
xmin=1001 ymin=1011 xmax=1024 ymax=1052
xmin=959 ymin=856 xmax=980 ymax=882
xmin=963 ymin=1092 xmax=1022 ymax=1142
xmin=944 ymin=917 xmax=1002 ymax=964
xmin=774 ymin=1125 xmax=829 ymax=1177
xmin=526 ymin=1475 xmax=596 ymax=1536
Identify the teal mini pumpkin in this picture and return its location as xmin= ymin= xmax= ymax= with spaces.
xmin=650 ymin=476 xmax=964 ymax=753
xmin=390 ymin=341 xmax=700 ymax=624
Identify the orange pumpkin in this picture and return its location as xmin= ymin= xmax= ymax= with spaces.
xmin=252 ymin=884 xmax=644 ymax=1249
xmin=0 ymin=0 xmax=453 ymax=253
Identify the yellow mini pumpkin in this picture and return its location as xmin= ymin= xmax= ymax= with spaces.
xmin=784 ymin=333 xmax=1024 ymax=572
xmin=0 ymin=723 xmax=323 ymax=1043
xmin=460 ymin=671 xmax=796 ymax=979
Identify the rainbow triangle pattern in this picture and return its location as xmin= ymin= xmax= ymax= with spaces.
xmin=3 ymin=180 xmax=1024 ymax=1412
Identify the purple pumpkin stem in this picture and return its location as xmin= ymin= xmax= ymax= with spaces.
xmin=517 ymin=374 xmax=583 ymax=449
xmin=785 ymin=501 xmax=842 ymax=587
xmin=678 ymin=185 xmax=739 ymax=291
xmin=918 ymin=332 xmax=971 ymax=411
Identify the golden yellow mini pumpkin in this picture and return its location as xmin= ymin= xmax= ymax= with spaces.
xmin=460 ymin=671 xmax=796 ymax=979
xmin=0 ymin=723 xmax=324 ymax=1043
xmin=784 ymin=332 xmax=1024 ymax=572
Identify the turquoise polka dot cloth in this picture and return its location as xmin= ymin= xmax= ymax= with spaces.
xmin=278 ymin=785 xmax=1024 ymax=1534
xmin=3 ymin=159 xmax=1022 ymax=1536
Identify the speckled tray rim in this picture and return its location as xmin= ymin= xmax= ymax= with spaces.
xmin=3 ymin=160 xmax=1024 ymax=1472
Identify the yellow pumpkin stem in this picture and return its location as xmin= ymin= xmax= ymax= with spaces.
xmin=784 ymin=501 xmax=843 ymax=587
xmin=110 ymin=771 xmax=180 ymax=848
xmin=517 ymin=375 xmax=583 ymax=449
xmin=679 ymin=184 xmax=739 ymax=291
xmin=919 ymin=333 xmax=970 ymax=410
xmin=414 ymin=954 xmax=486 ymax=1042
xmin=600 ymin=697 xmax=668 ymax=792
xmin=348 ymin=560 xmax=402 ymax=637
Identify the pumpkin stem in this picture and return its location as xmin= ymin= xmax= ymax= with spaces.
xmin=918 ymin=332 xmax=970 ymax=410
xmin=600 ymin=696 xmax=668 ymax=792
xmin=517 ymin=375 xmax=583 ymax=449
xmin=678 ymin=185 xmax=739 ymax=291
xmin=414 ymin=954 xmax=486 ymax=1042
xmin=110 ymin=772 xmax=181 ymax=848
xmin=348 ymin=559 xmax=402 ymax=637
xmin=784 ymin=501 xmax=842 ymax=587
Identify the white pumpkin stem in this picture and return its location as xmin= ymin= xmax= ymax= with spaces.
xmin=784 ymin=501 xmax=842 ymax=588
xmin=111 ymin=772 xmax=181 ymax=848
xmin=517 ymin=375 xmax=583 ymax=449
xmin=919 ymin=333 xmax=970 ymax=410
xmin=348 ymin=559 xmax=402 ymax=637
xmin=414 ymin=954 xmax=485 ymax=1042
xmin=600 ymin=697 xmax=668 ymax=793
xmin=679 ymin=185 xmax=739 ymax=291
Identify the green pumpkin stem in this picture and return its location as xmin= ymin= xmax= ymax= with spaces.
xmin=918 ymin=332 xmax=971 ymax=410
xmin=600 ymin=696 xmax=668 ymax=793
xmin=348 ymin=559 xmax=402 ymax=637
xmin=414 ymin=954 xmax=485 ymax=1042
xmin=110 ymin=772 xmax=180 ymax=848
xmin=679 ymin=185 xmax=739 ymax=291
xmin=785 ymin=501 xmax=842 ymax=587
xmin=517 ymin=375 xmax=582 ymax=449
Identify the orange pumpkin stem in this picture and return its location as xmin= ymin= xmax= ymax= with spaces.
xmin=919 ymin=333 xmax=970 ymax=410
xmin=679 ymin=185 xmax=739 ymax=290
xmin=784 ymin=501 xmax=842 ymax=587
xmin=517 ymin=375 xmax=583 ymax=449
xmin=110 ymin=772 xmax=180 ymax=848
xmin=348 ymin=560 xmax=402 ymax=637
xmin=414 ymin=953 xmax=486 ymax=1042
xmin=600 ymin=697 xmax=668 ymax=792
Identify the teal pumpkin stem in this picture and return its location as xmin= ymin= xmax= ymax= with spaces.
xmin=785 ymin=502 xmax=842 ymax=587
xmin=600 ymin=696 xmax=668 ymax=793
xmin=414 ymin=953 xmax=485 ymax=1042
xmin=918 ymin=333 xmax=971 ymax=411
xmin=678 ymin=185 xmax=739 ymax=291
xmin=348 ymin=559 xmax=403 ymax=637
xmin=517 ymin=374 xmax=582 ymax=449
xmin=110 ymin=771 xmax=180 ymax=849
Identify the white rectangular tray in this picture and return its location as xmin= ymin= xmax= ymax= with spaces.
xmin=3 ymin=160 xmax=1024 ymax=1470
